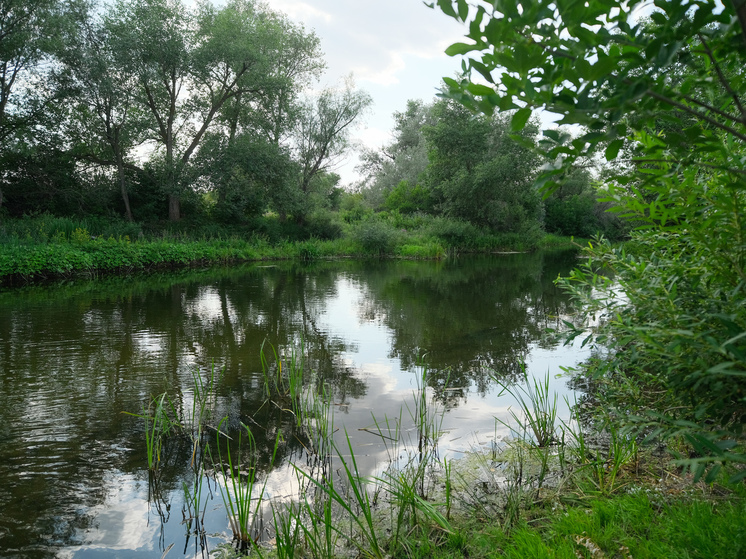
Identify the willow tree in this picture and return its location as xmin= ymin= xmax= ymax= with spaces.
xmin=104 ymin=0 xmax=322 ymax=221
xmin=0 ymin=0 xmax=63 ymax=211
xmin=292 ymin=77 xmax=372 ymax=220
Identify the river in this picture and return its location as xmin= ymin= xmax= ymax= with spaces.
xmin=0 ymin=251 xmax=588 ymax=558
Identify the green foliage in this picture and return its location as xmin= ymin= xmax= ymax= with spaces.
xmin=353 ymin=219 xmax=399 ymax=256
xmin=304 ymin=210 xmax=343 ymax=241
xmin=559 ymin=164 xmax=746 ymax=481
xmin=435 ymin=0 xmax=746 ymax=191
xmin=424 ymin=216 xmax=481 ymax=248
xmin=435 ymin=0 xmax=746 ymax=481
xmin=384 ymin=180 xmax=433 ymax=214
xmin=198 ymin=134 xmax=297 ymax=224
xmin=544 ymin=194 xmax=599 ymax=238
xmin=424 ymin=100 xmax=542 ymax=233
xmin=358 ymin=99 xmax=433 ymax=209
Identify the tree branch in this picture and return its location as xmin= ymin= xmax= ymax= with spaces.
xmin=696 ymin=33 xmax=746 ymax=122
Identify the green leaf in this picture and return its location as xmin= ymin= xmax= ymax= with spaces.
xmin=445 ymin=42 xmax=478 ymax=56
xmin=605 ymin=139 xmax=625 ymax=161
xmin=466 ymin=82 xmax=495 ymax=96
xmin=437 ymin=0 xmax=458 ymax=19
xmin=511 ymin=107 xmax=532 ymax=131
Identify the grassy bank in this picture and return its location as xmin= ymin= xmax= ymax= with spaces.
xmin=0 ymin=213 xmax=583 ymax=285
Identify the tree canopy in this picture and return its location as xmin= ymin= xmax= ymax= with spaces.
xmin=0 ymin=0 xmax=369 ymax=224
xmin=434 ymin=0 xmax=746 ymax=190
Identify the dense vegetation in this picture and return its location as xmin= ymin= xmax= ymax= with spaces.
xmin=1 ymin=0 xmax=745 ymax=555
xmin=0 ymin=0 xmax=619 ymax=269
xmin=435 ymin=0 xmax=746 ymax=480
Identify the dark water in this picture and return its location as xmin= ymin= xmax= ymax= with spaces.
xmin=0 ymin=252 xmax=586 ymax=558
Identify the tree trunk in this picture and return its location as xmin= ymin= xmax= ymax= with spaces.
xmin=169 ymin=194 xmax=180 ymax=221
xmin=117 ymin=159 xmax=133 ymax=222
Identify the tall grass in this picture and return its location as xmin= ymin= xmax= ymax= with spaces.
xmin=123 ymin=392 xmax=180 ymax=471
xmin=260 ymin=338 xmax=305 ymax=425
xmin=211 ymin=419 xmax=278 ymax=548
xmin=186 ymin=363 xmax=225 ymax=464
xmin=294 ymin=431 xmax=386 ymax=559
xmin=494 ymin=368 xmax=558 ymax=448
xmin=562 ymin=409 xmax=638 ymax=495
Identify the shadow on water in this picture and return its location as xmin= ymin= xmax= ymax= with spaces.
xmin=0 ymin=250 xmax=584 ymax=557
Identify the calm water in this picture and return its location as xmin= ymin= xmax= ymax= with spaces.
xmin=0 ymin=252 xmax=587 ymax=558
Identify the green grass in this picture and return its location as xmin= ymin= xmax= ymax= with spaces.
xmin=0 ymin=214 xmax=582 ymax=283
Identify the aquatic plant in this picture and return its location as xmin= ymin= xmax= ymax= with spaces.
xmin=211 ymin=419 xmax=270 ymax=547
xmin=124 ymin=392 xmax=180 ymax=471
xmin=186 ymin=362 xmax=225 ymax=464
xmin=494 ymin=368 xmax=558 ymax=448
xmin=260 ymin=338 xmax=305 ymax=425
xmin=563 ymin=415 xmax=638 ymax=496
xmin=270 ymin=501 xmax=302 ymax=559
xmin=295 ymin=431 xmax=386 ymax=559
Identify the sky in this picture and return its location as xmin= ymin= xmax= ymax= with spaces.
xmin=265 ymin=0 xmax=470 ymax=186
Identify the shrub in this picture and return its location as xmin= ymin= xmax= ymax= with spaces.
xmin=425 ymin=217 xmax=482 ymax=248
xmin=305 ymin=210 xmax=343 ymax=240
xmin=353 ymin=219 xmax=399 ymax=256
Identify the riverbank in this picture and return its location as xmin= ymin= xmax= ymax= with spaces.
xmin=0 ymin=213 xmax=582 ymax=286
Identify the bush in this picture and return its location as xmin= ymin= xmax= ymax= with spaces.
xmin=305 ymin=210 xmax=343 ymax=240
xmin=425 ymin=217 xmax=482 ymax=248
xmin=559 ymin=166 xmax=746 ymax=482
xmin=353 ymin=219 xmax=399 ymax=255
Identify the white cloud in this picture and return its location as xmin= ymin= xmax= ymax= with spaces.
xmin=264 ymin=0 xmax=469 ymax=185
xmin=268 ymin=0 xmax=332 ymax=23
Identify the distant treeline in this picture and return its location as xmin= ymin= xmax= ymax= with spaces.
xmin=0 ymin=0 xmax=622 ymax=243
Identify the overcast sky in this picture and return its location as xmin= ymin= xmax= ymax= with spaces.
xmin=266 ymin=0 xmax=470 ymax=186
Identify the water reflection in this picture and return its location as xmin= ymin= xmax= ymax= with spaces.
xmin=0 ymin=251 xmax=584 ymax=557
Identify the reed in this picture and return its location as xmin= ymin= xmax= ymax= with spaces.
xmin=400 ymin=359 xmax=448 ymax=498
xmin=295 ymin=493 xmax=339 ymax=559
xmin=181 ymin=443 xmax=212 ymax=543
xmin=124 ymin=392 xmax=179 ymax=470
xmin=299 ymin=382 xmax=335 ymax=466
xmin=270 ymin=501 xmax=302 ymax=559
xmin=562 ymin=409 xmax=638 ymax=495
xmin=494 ymin=368 xmax=558 ymax=448
xmin=261 ymin=338 xmax=306 ymax=425
xmin=186 ymin=362 xmax=224 ymax=465
xmin=295 ymin=431 xmax=386 ymax=559
xmin=211 ymin=418 xmax=268 ymax=547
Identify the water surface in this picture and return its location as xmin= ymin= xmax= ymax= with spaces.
xmin=0 ymin=252 xmax=586 ymax=557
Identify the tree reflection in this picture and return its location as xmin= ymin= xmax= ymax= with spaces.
xmin=0 ymin=251 xmax=580 ymax=554
xmin=344 ymin=251 xmax=579 ymax=403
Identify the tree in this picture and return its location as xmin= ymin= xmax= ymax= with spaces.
xmin=0 ymin=0 xmax=64 ymax=211
xmin=424 ymin=99 xmax=542 ymax=233
xmin=432 ymin=0 xmax=746 ymax=480
xmin=58 ymin=3 xmax=144 ymax=221
xmin=105 ymin=0 xmax=322 ymax=221
xmin=433 ymin=0 xmax=746 ymax=189
xmin=292 ymin=76 xmax=372 ymax=220
xmin=196 ymin=131 xmax=297 ymax=223
xmin=357 ymin=99 xmax=433 ymax=209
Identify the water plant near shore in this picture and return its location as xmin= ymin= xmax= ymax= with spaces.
xmin=211 ymin=418 xmax=279 ymax=549
xmin=260 ymin=338 xmax=305 ymax=426
xmin=295 ymin=431 xmax=386 ymax=559
xmin=123 ymin=392 xmax=180 ymax=471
